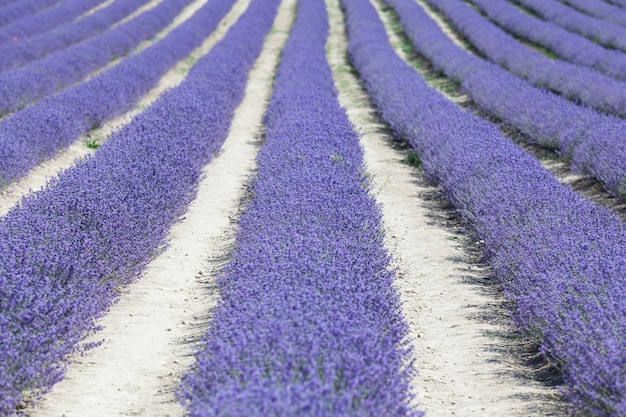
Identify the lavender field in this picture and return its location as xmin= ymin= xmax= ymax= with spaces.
xmin=0 ymin=0 xmax=625 ymax=415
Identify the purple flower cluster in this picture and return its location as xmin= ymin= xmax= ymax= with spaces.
xmin=0 ymin=0 xmax=19 ymax=9
xmin=178 ymin=0 xmax=417 ymax=415
xmin=0 ymin=0 xmax=192 ymax=115
xmin=513 ymin=0 xmax=626 ymax=52
xmin=424 ymin=0 xmax=626 ymax=117
xmin=606 ymin=0 xmax=626 ymax=8
xmin=0 ymin=0 xmax=237 ymax=185
xmin=0 ymin=0 xmax=105 ymax=45
xmin=559 ymin=0 xmax=626 ymax=28
xmin=469 ymin=0 xmax=626 ymax=79
xmin=0 ymin=0 xmax=62 ymax=28
xmin=0 ymin=0 xmax=268 ymax=411
xmin=387 ymin=0 xmax=626 ymax=198
xmin=343 ymin=0 xmax=626 ymax=414
xmin=0 ymin=0 xmax=151 ymax=73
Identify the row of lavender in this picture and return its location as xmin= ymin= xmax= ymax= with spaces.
xmin=606 ymin=0 xmax=626 ymax=9
xmin=0 ymin=0 xmax=61 ymax=28
xmin=379 ymin=0 xmax=626 ymax=199
xmin=0 ymin=0 xmax=194 ymax=115
xmin=559 ymin=0 xmax=626 ymax=28
xmin=0 ymin=0 xmax=19 ymax=11
xmin=345 ymin=0 xmax=626 ymax=414
xmin=468 ymin=0 xmax=626 ymax=79
xmin=0 ymin=0 xmax=151 ymax=73
xmin=0 ymin=0 xmax=237 ymax=185
xmin=422 ymin=0 xmax=626 ymax=118
xmin=513 ymin=0 xmax=626 ymax=51
xmin=178 ymin=0 xmax=416 ymax=414
xmin=0 ymin=0 xmax=270 ymax=411
xmin=0 ymin=0 xmax=105 ymax=45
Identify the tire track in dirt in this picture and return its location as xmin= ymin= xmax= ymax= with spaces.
xmin=326 ymin=0 xmax=563 ymax=415
xmin=24 ymin=0 xmax=295 ymax=415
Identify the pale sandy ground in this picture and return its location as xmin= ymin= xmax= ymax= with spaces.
xmin=0 ymin=0 xmax=251 ymax=217
xmin=24 ymin=0 xmax=295 ymax=416
xmin=80 ymin=0 xmax=115 ymax=19
xmin=327 ymin=0 xmax=563 ymax=415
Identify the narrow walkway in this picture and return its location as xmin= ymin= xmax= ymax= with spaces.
xmin=326 ymin=0 xmax=562 ymax=414
xmin=24 ymin=0 xmax=295 ymax=415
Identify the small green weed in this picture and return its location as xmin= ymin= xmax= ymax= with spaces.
xmin=85 ymin=134 xmax=104 ymax=149
xmin=402 ymin=150 xmax=421 ymax=168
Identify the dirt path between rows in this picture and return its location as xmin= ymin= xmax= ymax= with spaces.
xmin=24 ymin=0 xmax=295 ymax=415
xmin=326 ymin=0 xmax=562 ymax=415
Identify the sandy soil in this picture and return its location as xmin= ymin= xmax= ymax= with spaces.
xmin=24 ymin=0 xmax=295 ymax=416
xmin=81 ymin=0 xmax=116 ymax=19
xmin=326 ymin=0 xmax=563 ymax=415
xmin=0 ymin=0 xmax=251 ymax=217
xmin=113 ymin=0 xmax=166 ymax=26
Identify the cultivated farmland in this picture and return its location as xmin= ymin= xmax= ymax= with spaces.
xmin=0 ymin=0 xmax=624 ymax=415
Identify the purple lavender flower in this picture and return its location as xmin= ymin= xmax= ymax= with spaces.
xmin=0 ymin=0 xmax=269 ymax=411
xmin=344 ymin=0 xmax=626 ymax=413
xmin=0 ymin=0 xmax=106 ymax=45
xmin=178 ymin=1 xmax=418 ymax=415
xmin=0 ymin=0 xmax=152 ymax=73
xmin=0 ymin=0 xmax=193 ymax=115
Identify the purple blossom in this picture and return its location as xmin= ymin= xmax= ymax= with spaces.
xmin=423 ymin=0 xmax=626 ymax=117
xmin=0 ymin=0 xmax=63 ymax=28
xmin=178 ymin=1 xmax=418 ymax=415
xmin=387 ymin=0 xmax=626 ymax=199
xmin=0 ymin=0 xmax=106 ymax=45
xmin=513 ymin=0 xmax=626 ymax=53
xmin=605 ymin=0 xmax=626 ymax=8
xmin=469 ymin=0 xmax=626 ymax=79
xmin=343 ymin=0 xmax=626 ymax=414
xmin=558 ymin=0 xmax=626 ymax=28
xmin=0 ymin=0 xmax=268 ymax=411
xmin=0 ymin=0 xmax=151 ymax=73
xmin=0 ymin=0 xmax=239 ymax=184
xmin=0 ymin=0 xmax=193 ymax=115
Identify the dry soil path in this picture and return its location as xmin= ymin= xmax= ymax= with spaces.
xmin=327 ymin=0 xmax=563 ymax=415
xmin=24 ymin=0 xmax=295 ymax=415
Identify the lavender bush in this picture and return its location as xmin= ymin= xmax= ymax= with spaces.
xmin=469 ymin=0 xmax=626 ymax=79
xmin=0 ymin=0 xmax=272 ymax=411
xmin=423 ymin=0 xmax=626 ymax=118
xmin=178 ymin=0 xmax=416 ymax=415
xmin=558 ymin=0 xmax=626 ymax=28
xmin=0 ymin=0 xmax=62 ymax=28
xmin=384 ymin=0 xmax=626 ymax=199
xmin=0 ymin=0 xmax=238 ymax=185
xmin=0 ymin=0 xmax=105 ymax=45
xmin=0 ymin=0 xmax=20 ymax=9
xmin=513 ymin=0 xmax=626 ymax=52
xmin=344 ymin=0 xmax=626 ymax=414
xmin=605 ymin=0 xmax=626 ymax=8
xmin=0 ymin=0 xmax=192 ymax=115
xmin=0 ymin=0 xmax=151 ymax=73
